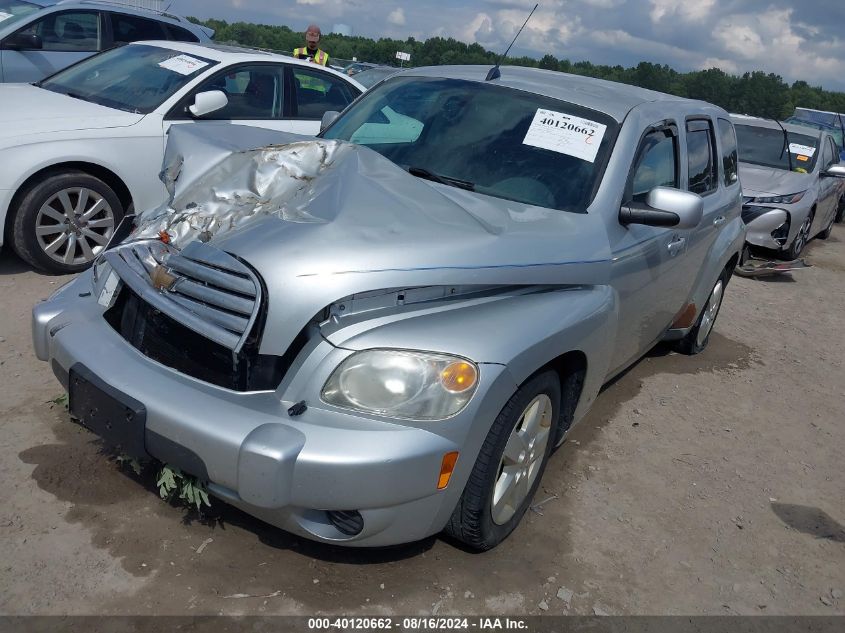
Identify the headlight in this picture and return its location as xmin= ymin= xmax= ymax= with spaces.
xmin=321 ymin=349 xmax=479 ymax=420
xmin=753 ymin=191 xmax=806 ymax=205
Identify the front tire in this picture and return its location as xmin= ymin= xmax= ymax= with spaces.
xmin=446 ymin=371 xmax=560 ymax=551
xmin=783 ymin=211 xmax=813 ymax=260
xmin=674 ymin=269 xmax=728 ymax=356
xmin=11 ymin=171 xmax=123 ymax=274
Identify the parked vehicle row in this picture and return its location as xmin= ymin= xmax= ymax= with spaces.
xmin=732 ymin=114 xmax=845 ymax=261
xmin=0 ymin=40 xmax=363 ymax=273
xmin=3 ymin=15 xmax=841 ymax=550
xmin=32 ymin=63 xmax=746 ymax=549
xmin=0 ymin=0 xmax=212 ymax=82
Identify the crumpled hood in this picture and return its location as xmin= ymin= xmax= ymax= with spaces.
xmin=0 ymin=84 xmax=143 ymax=142
xmin=739 ymin=162 xmax=813 ymax=198
xmin=136 ymin=128 xmax=610 ymax=284
xmin=133 ymin=126 xmax=611 ymax=356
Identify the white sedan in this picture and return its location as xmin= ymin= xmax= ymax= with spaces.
xmin=0 ymin=40 xmax=364 ymax=273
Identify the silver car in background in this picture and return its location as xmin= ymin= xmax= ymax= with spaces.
xmin=34 ymin=66 xmax=744 ymax=550
xmin=732 ymin=115 xmax=845 ymax=259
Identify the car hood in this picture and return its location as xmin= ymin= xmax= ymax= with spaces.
xmin=0 ymin=84 xmax=144 ymax=141
xmin=133 ymin=126 xmax=611 ymax=355
xmin=739 ymin=162 xmax=813 ymax=198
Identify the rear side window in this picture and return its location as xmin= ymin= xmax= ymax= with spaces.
xmin=109 ymin=12 xmax=168 ymax=44
xmin=821 ymin=136 xmax=834 ymax=169
xmin=630 ymin=128 xmax=679 ymax=201
xmin=16 ymin=10 xmax=100 ymax=52
xmin=165 ymin=24 xmax=199 ymax=43
xmin=687 ymin=119 xmax=717 ymax=195
xmin=291 ymin=66 xmax=358 ymax=119
xmin=717 ymin=118 xmax=739 ymax=186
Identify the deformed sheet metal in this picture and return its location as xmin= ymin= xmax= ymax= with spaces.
xmin=135 ymin=126 xmax=351 ymax=247
xmin=735 ymin=257 xmax=811 ymax=278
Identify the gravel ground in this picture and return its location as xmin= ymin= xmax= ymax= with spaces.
xmin=1 ymin=228 xmax=843 ymax=616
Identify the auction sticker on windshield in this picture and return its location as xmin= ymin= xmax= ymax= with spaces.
xmin=789 ymin=143 xmax=816 ymax=157
xmin=523 ymin=109 xmax=607 ymax=163
xmin=158 ymin=54 xmax=209 ymax=76
xmin=0 ymin=12 xmax=13 ymax=22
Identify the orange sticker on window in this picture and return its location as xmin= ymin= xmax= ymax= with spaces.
xmin=796 ymin=155 xmax=809 ymax=162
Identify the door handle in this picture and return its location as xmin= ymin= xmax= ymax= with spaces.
xmin=667 ymin=236 xmax=686 ymax=256
xmin=714 ymin=215 xmax=726 ymax=226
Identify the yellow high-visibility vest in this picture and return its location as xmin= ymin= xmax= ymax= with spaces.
xmin=293 ymin=47 xmax=330 ymax=66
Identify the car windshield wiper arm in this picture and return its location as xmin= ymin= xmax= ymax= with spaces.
xmin=407 ymin=166 xmax=475 ymax=191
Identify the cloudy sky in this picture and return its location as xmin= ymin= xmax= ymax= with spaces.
xmin=173 ymin=0 xmax=845 ymax=91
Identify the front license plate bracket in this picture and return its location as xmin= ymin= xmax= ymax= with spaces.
xmin=68 ymin=364 xmax=148 ymax=460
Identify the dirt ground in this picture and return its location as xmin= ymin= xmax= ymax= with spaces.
xmin=1 ymin=229 xmax=844 ymax=617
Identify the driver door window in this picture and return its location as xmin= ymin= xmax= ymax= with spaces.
xmin=191 ymin=65 xmax=284 ymax=120
xmin=629 ymin=128 xmax=679 ymax=202
xmin=17 ymin=10 xmax=100 ymax=51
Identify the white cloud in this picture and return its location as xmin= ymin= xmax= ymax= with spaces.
xmin=388 ymin=8 xmax=406 ymax=26
xmin=650 ymin=0 xmax=716 ymax=23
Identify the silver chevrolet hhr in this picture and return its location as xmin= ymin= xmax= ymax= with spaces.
xmin=33 ymin=66 xmax=745 ymax=550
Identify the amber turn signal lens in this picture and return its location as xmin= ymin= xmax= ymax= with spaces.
xmin=440 ymin=361 xmax=478 ymax=393
xmin=438 ymin=451 xmax=459 ymax=490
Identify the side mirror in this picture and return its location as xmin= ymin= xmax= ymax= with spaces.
xmin=320 ymin=110 xmax=340 ymax=132
xmin=2 ymin=32 xmax=43 ymax=51
xmin=821 ymin=164 xmax=845 ymax=178
xmin=620 ymin=187 xmax=703 ymax=229
xmin=188 ymin=90 xmax=228 ymax=118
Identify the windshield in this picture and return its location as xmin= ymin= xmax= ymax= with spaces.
xmin=355 ymin=67 xmax=399 ymax=88
xmin=784 ymin=117 xmax=844 ymax=149
xmin=323 ymin=76 xmax=618 ymax=213
xmin=0 ymin=0 xmax=39 ymax=29
xmin=735 ymin=124 xmax=820 ymax=173
xmin=39 ymin=44 xmax=217 ymax=114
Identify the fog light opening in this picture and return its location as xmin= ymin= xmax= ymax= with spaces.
xmin=327 ymin=510 xmax=364 ymax=536
xmin=771 ymin=220 xmax=789 ymax=246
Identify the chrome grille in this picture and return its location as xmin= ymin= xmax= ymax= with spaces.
xmin=104 ymin=240 xmax=261 ymax=352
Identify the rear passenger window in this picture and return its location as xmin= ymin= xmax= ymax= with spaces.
xmin=292 ymin=67 xmax=358 ymax=119
xmin=109 ymin=13 xmax=168 ymax=44
xmin=717 ymin=118 xmax=739 ymax=186
xmin=166 ymin=24 xmax=200 ymax=43
xmin=630 ymin=128 xmax=679 ymax=201
xmin=687 ymin=119 xmax=717 ymax=195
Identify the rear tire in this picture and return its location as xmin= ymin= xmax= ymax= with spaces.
xmin=11 ymin=171 xmax=123 ymax=274
xmin=445 ymin=371 xmax=560 ymax=551
xmin=673 ymin=269 xmax=729 ymax=356
xmin=835 ymin=196 xmax=844 ymax=224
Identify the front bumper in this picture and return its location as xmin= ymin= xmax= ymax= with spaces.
xmin=32 ymin=275 xmax=515 ymax=547
xmin=742 ymin=206 xmax=789 ymax=250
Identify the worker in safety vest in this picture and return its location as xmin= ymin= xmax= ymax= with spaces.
xmin=293 ymin=24 xmax=330 ymax=66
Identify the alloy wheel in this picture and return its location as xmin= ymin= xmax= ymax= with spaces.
xmin=35 ymin=187 xmax=116 ymax=266
xmin=491 ymin=394 xmax=554 ymax=525
xmin=696 ymin=279 xmax=724 ymax=349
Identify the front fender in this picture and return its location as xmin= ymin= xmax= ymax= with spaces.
xmin=325 ymin=285 xmax=617 ymax=428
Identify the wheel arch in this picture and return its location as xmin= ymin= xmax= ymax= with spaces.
xmin=4 ymin=162 xmax=133 ymax=241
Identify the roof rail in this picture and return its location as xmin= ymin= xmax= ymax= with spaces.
xmin=55 ymin=0 xmax=185 ymax=23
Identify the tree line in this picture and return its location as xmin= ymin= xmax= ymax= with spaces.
xmin=192 ymin=18 xmax=845 ymax=119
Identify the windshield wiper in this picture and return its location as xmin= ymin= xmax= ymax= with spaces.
xmin=63 ymin=91 xmax=90 ymax=102
xmin=407 ymin=166 xmax=475 ymax=191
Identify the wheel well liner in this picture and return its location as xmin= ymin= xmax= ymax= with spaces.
xmin=539 ymin=350 xmax=587 ymax=445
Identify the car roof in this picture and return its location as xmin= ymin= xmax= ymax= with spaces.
xmin=390 ymin=65 xmax=718 ymax=122
xmin=125 ymin=41 xmax=366 ymax=89
xmin=27 ymin=0 xmax=206 ymax=32
xmin=729 ymin=114 xmax=824 ymax=138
